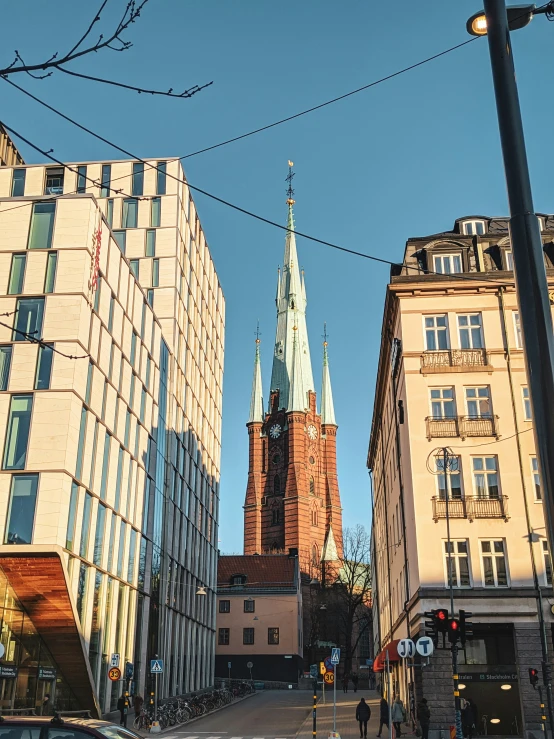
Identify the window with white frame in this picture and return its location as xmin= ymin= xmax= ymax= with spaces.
xmin=513 ymin=312 xmax=522 ymax=349
xmin=522 ymin=386 xmax=532 ymax=420
xmin=433 ymin=254 xmax=462 ymax=275
xmin=532 ymin=457 xmax=541 ymax=501
xmin=458 ymin=314 xmax=484 ymax=349
xmin=480 ymin=540 xmax=508 ymax=586
xmin=462 ymin=220 xmax=486 ymax=236
xmin=543 ymin=540 xmax=552 ymax=585
xmin=472 ymin=456 xmax=499 ymax=499
xmin=505 ymin=250 xmax=514 ymax=270
xmin=424 ymin=315 xmax=449 ymax=351
xmin=430 ymin=388 xmax=456 ymax=418
xmin=444 ymin=540 xmax=471 ymax=587
xmin=436 ymin=455 xmax=462 ymax=500
xmin=465 ymin=387 xmax=491 ymax=418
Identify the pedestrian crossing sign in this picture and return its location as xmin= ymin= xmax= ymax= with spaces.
xmin=150 ymin=659 xmax=164 ymax=673
xmin=331 ymin=647 xmax=340 ymax=664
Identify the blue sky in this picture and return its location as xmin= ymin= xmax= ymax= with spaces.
xmin=3 ymin=1 xmax=553 ymax=553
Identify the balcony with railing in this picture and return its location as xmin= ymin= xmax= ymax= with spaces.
xmin=421 ymin=349 xmax=492 ymax=374
xmin=426 ymin=415 xmax=500 ymax=440
xmin=432 ymin=495 xmax=509 ymax=522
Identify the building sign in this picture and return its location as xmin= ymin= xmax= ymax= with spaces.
xmin=38 ymin=667 xmax=57 ymax=680
xmin=458 ymin=671 xmax=518 ymax=683
xmin=0 ymin=666 xmax=18 ymax=678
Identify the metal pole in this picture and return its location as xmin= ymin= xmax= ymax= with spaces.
xmin=483 ymin=1 xmax=554 ymax=732
xmin=333 ymin=664 xmax=337 ymax=732
xmin=538 ymin=685 xmax=546 ymax=734
xmin=313 ymin=680 xmax=317 ymax=739
xmin=155 ymin=672 xmax=158 ymax=725
xmin=386 ymin=650 xmax=392 ymax=733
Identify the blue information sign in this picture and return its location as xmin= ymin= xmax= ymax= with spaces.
xmin=331 ymin=648 xmax=340 ymax=664
xmin=150 ymin=659 xmax=164 ymax=673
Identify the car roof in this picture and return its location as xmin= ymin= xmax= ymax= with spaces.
xmin=0 ymin=718 xmax=127 ymax=729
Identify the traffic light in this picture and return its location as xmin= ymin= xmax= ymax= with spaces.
xmin=436 ymin=608 xmax=449 ymax=632
xmin=448 ymin=618 xmax=460 ymax=645
xmin=459 ymin=610 xmax=473 ymax=646
xmin=529 ymin=668 xmax=539 ymax=687
xmin=542 ymin=661 xmax=552 ymax=685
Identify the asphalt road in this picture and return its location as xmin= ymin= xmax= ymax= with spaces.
xmin=165 ymin=690 xmax=312 ymax=739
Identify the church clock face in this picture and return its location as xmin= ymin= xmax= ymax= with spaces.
xmin=269 ymin=424 xmax=282 ymax=439
xmin=307 ymin=424 xmax=318 ymax=440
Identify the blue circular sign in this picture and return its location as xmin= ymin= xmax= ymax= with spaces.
xmin=324 ymin=657 xmax=334 ymax=671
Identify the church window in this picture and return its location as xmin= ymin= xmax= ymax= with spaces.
xmin=311 ymin=508 xmax=318 ymax=527
xmin=312 ymin=544 xmax=319 ymax=567
xmin=271 ymin=507 xmax=280 ymax=526
xmin=310 ymin=476 xmax=315 ymax=495
xmin=274 ymin=475 xmax=280 ymax=496
xmin=272 ymin=454 xmax=280 ymax=465
xmin=309 ymin=456 xmax=315 ymax=465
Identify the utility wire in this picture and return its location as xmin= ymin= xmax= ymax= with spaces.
xmin=0 ymin=319 xmax=88 ymax=359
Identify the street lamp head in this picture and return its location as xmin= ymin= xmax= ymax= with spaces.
xmin=467 ymin=11 xmax=488 ymax=35
xmin=466 ymin=5 xmax=536 ymax=36
xmin=196 ymin=586 xmax=207 ymax=596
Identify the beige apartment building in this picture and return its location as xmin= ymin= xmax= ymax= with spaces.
xmin=368 ymin=214 xmax=554 ymax=738
xmin=0 ymin=157 xmax=224 ymax=715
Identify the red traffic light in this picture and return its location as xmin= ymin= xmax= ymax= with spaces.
xmin=529 ymin=667 xmax=539 ymax=686
xmin=437 ymin=609 xmax=448 ymax=621
xmin=450 ymin=620 xmax=459 ymax=630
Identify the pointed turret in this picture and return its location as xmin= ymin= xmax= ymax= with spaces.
xmin=288 ymin=323 xmax=306 ymax=411
xmin=248 ymin=332 xmax=264 ymax=423
xmin=321 ymin=524 xmax=339 ymax=562
xmin=321 ymin=328 xmax=336 ymax=426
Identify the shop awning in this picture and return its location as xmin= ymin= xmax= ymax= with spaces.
xmin=373 ymin=639 xmax=401 ymax=672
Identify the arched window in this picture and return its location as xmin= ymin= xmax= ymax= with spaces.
xmin=312 ymin=544 xmax=319 ymax=567
xmin=272 ymin=507 xmax=280 ymax=525
xmin=310 ymin=476 xmax=315 ymax=495
xmin=311 ymin=508 xmax=318 ymax=527
xmin=274 ymin=475 xmax=280 ymax=496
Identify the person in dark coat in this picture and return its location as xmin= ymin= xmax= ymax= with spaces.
xmin=42 ymin=694 xmax=50 ymax=716
xmin=133 ymin=694 xmax=144 ymax=717
xmin=356 ymin=697 xmax=372 ymax=738
xmin=343 ymin=675 xmax=349 ymax=693
xmin=462 ymin=697 xmax=477 ymax=739
xmin=117 ymin=693 xmax=129 ymax=727
xmin=352 ymin=673 xmax=359 ymax=693
xmin=417 ymin=698 xmax=431 ymax=739
xmin=377 ymin=697 xmax=389 ymax=737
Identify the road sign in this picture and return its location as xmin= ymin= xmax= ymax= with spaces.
xmin=150 ymin=659 xmax=164 ymax=674
xmin=110 ymin=653 xmax=120 ymax=668
xmin=416 ymin=636 xmax=435 ymax=657
xmin=228 ymin=661 xmax=232 ymax=669
xmin=324 ymin=671 xmax=335 ymax=685
xmin=324 ymin=656 xmax=334 ymax=671
xmin=125 ymin=662 xmax=134 ymax=679
xmin=331 ymin=648 xmax=340 ymax=664
xmin=247 ymin=661 xmax=253 ymax=669
xmin=108 ymin=667 xmax=121 ymax=682
xmin=310 ymin=664 xmax=318 ymax=679
xmin=397 ymin=639 xmax=416 ymax=659
xmin=320 ymin=662 xmax=326 ymax=675
xmin=38 ymin=667 xmax=56 ymax=680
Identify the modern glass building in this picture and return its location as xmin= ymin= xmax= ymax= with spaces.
xmin=0 ymin=159 xmax=224 ymax=715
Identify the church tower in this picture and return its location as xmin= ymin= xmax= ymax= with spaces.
xmin=243 ymin=164 xmax=343 ymax=574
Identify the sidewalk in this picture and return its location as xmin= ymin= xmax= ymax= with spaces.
xmin=296 ymin=689 xmax=388 ymax=739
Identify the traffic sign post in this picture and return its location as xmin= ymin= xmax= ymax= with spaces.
xmin=150 ymin=658 xmax=164 ymax=734
xmin=247 ymin=661 xmax=254 ymax=681
xmin=330 ymin=648 xmax=340 ymax=734
xmin=108 ymin=666 xmax=121 ymax=682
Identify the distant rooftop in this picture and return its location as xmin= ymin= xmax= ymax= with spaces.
xmin=217 ymin=554 xmax=298 ymax=591
xmin=0 ymin=124 xmax=24 ymax=167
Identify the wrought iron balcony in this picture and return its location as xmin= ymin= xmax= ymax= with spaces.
xmin=426 ymin=415 xmax=500 ymax=440
xmin=421 ymin=349 xmax=492 ymax=373
xmin=432 ymin=495 xmax=509 ymax=522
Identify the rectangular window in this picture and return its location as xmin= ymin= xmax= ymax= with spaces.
xmin=151 ymin=197 xmax=161 ymax=227
xmin=465 ymin=387 xmax=491 ymax=418
xmin=124 ymin=410 xmax=131 ymax=449
xmin=4 ymin=473 xmax=39 ymax=544
xmin=76 ymin=165 xmax=87 ymax=194
xmin=100 ymin=432 xmax=111 ymax=500
xmin=117 ymin=520 xmax=126 ymax=577
xmin=3 ymin=395 xmax=33 ymax=470
xmin=132 ymin=163 xmax=144 ymax=197
xmin=101 ymin=164 xmax=111 ymax=197
xmin=436 ymin=455 xmax=462 ymax=500
xmin=108 ymin=294 xmax=115 ymax=333
xmin=66 ymin=481 xmax=80 ymax=551
xmin=523 ymin=386 xmax=532 ymax=420
xmin=107 ymin=513 xmax=117 ymax=572
xmin=506 ymin=250 xmax=514 ymax=270
xmin=472 ymin=456 xmax=499 ymax=499
xmin=424 ymin=315 xmax=449 ymax=351
xmin=218 ymin=628 xmax=230 ymax=645
xmin=140 ymin=387 xmax=146 ymax=424
xmin=434 ymin=254 xmax=462 ymax=274
xmin=458 ymin=314 xmax=484 ymax=349
xmin=0 ymin=346 xmax=13 ymax=391
xmin=122 ymin=199 xmax=138 ymax=228
xmin=481 ymin=540 xmax=508 ymax=587
xmin=75 ymin=407 xmax=87 ymax=480
xmin=85 ymin=361 xmax=94 ymax=405
xmin=13 ymin=297 xmax=44 ymax=342
xmin=8 ymin=254 xmax=26 ymax=294
xmin=115 ymin=446 xmax=124 ymax=511
xmin=93 ymin=503 xmax=107 ymax=566
xmin=532 ymin=457 xmax=541 ymax=501
xmin=34 ymin=344 xmax=54 ymax=390
xmin=11 ymin=169 xmax=26 ymax=197
xmin=219 ymin=600 xmax=230 ymax=613
xmin=128 ymin=528 xmax=137 ymax=582
xmin=130 ymin=259 xmax=139 ymax=278
xmin=244 ymin=599 xmax=255 ymax=613
xmin=543 ymin=540 xmax=552 ymax=586
xmin=113 ymin=230 xmax=126 ymax=253
xmin=152 ymin=259 xmax=160 ymax=287
xmin=79 ymin=492 xmax=93 ymax=558
xmin=462 ymin=220 xmax=485 ymax=235
xmin=28 ymin=202 xmax=55 ymax=250
xmin=268 ymin=627 xmax=280 ymax=645
xmin=93 ymin=276 xmax=102 ymax=313
xmin=44 ymin=251 xmax=58 ymax=293
xmin=243 ymin=627 xmax=255 ymax=645
xmin=513 ymin=312 xmax=522 ymax=349
xmin=146 ymin=229 xmax=156 ymax=256
xmin=430 ymin=387 xmax=455 ymax=418
xmin=147 ymin=289 xmax=154 ymax=307
xmin=156 ymin=161 xmax=167 ymax=195
xmin=106 ymin=199 xmax=114 ymax=227
xmin=444 ymin=540 xmax=471 ymax=587
xmin=44 ymin=167 xmax=64 ymax=195
xmin=130 ymin=331 xmax=138 ymax=367
xmin=77 ymin=562 xmax=88 ymax=622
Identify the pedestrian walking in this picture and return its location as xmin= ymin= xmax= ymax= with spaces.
xmin=356 ymin=697 xmax=372 ymax=739
xmin=416 ymin=698 xmax=431 ymax=739
xmin=343 ymin=675 xmax=349 ymax=693
xmin=352 ymin=673 xmax=359 ymax=693
xmin=42 ymin=693 xmax=50 ymax=716
xmin=462 ymin=697 xmax=477 ymax=739
xmin=117 ymin=693 xmax=129 ymax=727
xmin=377 ymin=696 xmax=389 ymax=737
xmin=391 ymin=696 xmax=405 ymax=739
xmin=133 ymin=693 xmax=144 ymax=717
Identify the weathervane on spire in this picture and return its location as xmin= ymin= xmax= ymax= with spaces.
xmin=286 ymin=160 xmax=295 ymax=206
xmin=323 ymin=322 xmax=329 ymax=347
xmin=255 ymin=320 xmax=261 ymax=344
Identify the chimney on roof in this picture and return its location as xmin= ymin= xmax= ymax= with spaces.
xmin=288 ymin=547 xmax=298 ymax=558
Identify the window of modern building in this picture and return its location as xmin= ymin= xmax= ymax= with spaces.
xmin=268 ymin=627 xmax=280 ymax=645
xmin=147 ymin=289 xmax=154 ymax=307
xmin=100 ymin=164 xmax=111 ymax=197
xmin=444 ymin=540 xmax=471 ymax=587
xmin=129 ymin=259 xmax=139 ymax=278
xmin=93 ymin=276 xmax=102 ymax=313
xmin=100 ymin=432 xmax=111 ymax=500
xmin=79 ymin=492 xmax=93 ymax=558
xmin=436 ymin=455 xmax=462 ymax=500
xmin=132 ymin=162 xmax=144 ymax=197
xmin=106 ymin=198 xmax=114 ymax=227
xmin=433 ymin=254 xmax=462 ymax=275
xmin=430 ymin=387 xmax=455 ymax=418
xmin=462 ymin=220 xmax=486 ymax=236
xmin=7 ymin=253 xmax=26 ymax=295
xmin=151 ymin=197 xmax=161 ymax=227
xmin=480 ymin=540 xmax=508 ymax=586
xmin=11 ymin=169 xmax=26 ymax=197
xmin=543 ymin=540 xmax=552 ymax=586
xmin=146 ymin=229 xmax=156 ymax=257
xmin=44 ymin=251 xmax=58 ymax=294
xmin=458 ymin=314 xmax=484 ymax=350
xmin=122 ymin=198 xmax=138 ymax=228
xmin=108 ymin=293 xmax=115 ymax=333
xmin=117 ymin=519 xmax=126 ymax=577
xmin=505 ymin=249 xmax=514 ymax=270
xmin=113 ymin=230 xmax=126 ymax=253
xmin=85 ymin=361 xmax=94 ymax=406
xmin=75 ymin=407 xmax=87 ymax=480
xmin=522 ymin=386 xmax=532 ymax=420
xmin=66 ymin=481 xmax=80 ymax=551
xmin=28 ymin=202 xmax=55 ymax=250
xmin=34 ymin=344 xmax=54 ymax=390
xmin=0 ymin=346 xmax=13 ymax=391
xmin=3 ymin=395 xmax=33 ymax=470
xmin=424 ymin=315 xmax=449 ymax=351
xmin=4 ymin=473 xmax=39 ymax=544
xmin=130 ymin=331 xmax=138 ymax=367
xmin=76 ymin=165 xmax=87 ymax=194
xmin=128 ymin=528 xmax=137 ymax=583
xmin=156 ymin=161 xmax=167 ymax=195
xmin=513 ymin=311 xmax=522 ymax=349
xmin=140 ymin=387 xmax=146 ymax=424
xmin=465 ymin=387 xmax=491 ymax=418
xmin=77 ymin=562 xmax=89 ymax=622
xmin=44 ymin=167 xmax=64 ymax=195
xmin=243 ymin=627 xmax=255 ymax=645
xmin=219 ymin=600 xmax=230 ymax=613
xmin=472 ymin=456 xmax=499 ymax=498
xmin=218 ymin=628 xmax=230 ymax=645
xmin=532 ymin=457 xmax=541 ymax=501
xmin=93 ymin=503 xmax=107 ymax=566
xmin=152 ymin=259 xmax=160 ymax=287
xmin=243 ymin=599 xmax=254 ymax=613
